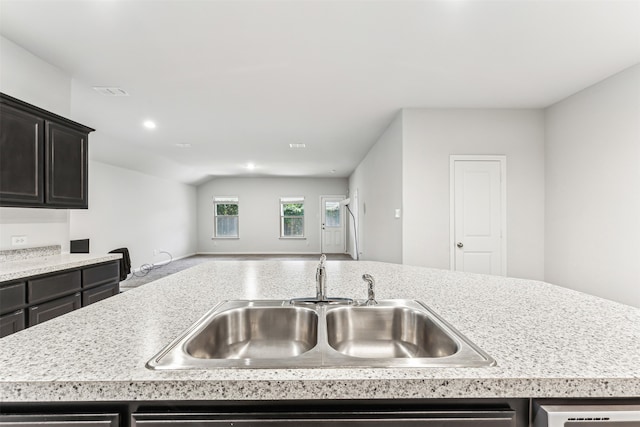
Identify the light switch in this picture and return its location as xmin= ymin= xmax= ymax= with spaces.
xmin=395 ymin=209 xmax=401 ymax=218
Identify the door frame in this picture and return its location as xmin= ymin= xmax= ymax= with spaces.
xmin=320 ymin=195 xmax=347 ymax=254
xmin=449 ymin=155 xmax=507 ymax=276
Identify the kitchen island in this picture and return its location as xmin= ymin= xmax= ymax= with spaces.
xmin=0 ymin=260 xmax=639 ymax=422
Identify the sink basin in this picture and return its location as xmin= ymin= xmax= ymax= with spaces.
xmin=326 ymin=306 xmax=458 ymax=359
xmin=147 ymin=299 xmax=495 ymax=369
xmin=186 ymin=306 xmax=318 ymax=359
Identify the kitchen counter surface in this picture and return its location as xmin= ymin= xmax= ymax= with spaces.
xmin=0 ymin=253 xmax=122 ymax=282
xmin=0 ymin=260 xmax=638 ymax=402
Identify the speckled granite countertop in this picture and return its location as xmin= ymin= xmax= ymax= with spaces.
xmin=0 ymin=260 xmax=638 ymax=402
xmin=0 ymin=253 xmax=122 ymax=282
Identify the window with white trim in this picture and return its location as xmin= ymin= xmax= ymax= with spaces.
xmin=280 ymin=196 xmax=305 ymax=238
xmin=214 ymin=197 xmax=239 ymax=238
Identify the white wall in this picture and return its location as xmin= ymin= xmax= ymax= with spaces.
xmin=0 ymin=36 xmax=198 ymax=261
xmin=402 ymin=109 xmax=546 ymax=280
xmin=70 ymin=161 xmax=197 ymax=269
xmin=0 ymin=36 xmax=70 ymax=115
xmin=348 ymin=112 xmax=403 ymax=263
xmin=545 ymin=64 xmax=640 ymax=308
xmin=0 ymin=35 xmax=73 ymax=252
xmin=0 ymin=209 xmax=69 ymax=251
xmin=197 ymin=177 xmax=347 ymax=254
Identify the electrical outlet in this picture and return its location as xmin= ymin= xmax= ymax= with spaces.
xmin=153 ymin=249 xmax=159 ymax=256
xmin=11 ymin=235 xmax=28 ymax=246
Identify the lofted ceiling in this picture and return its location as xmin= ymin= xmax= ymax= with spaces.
xmin=1 ymin=0 xmax=639 ymax=185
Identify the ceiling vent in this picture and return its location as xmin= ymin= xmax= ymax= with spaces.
xmin=92 ymin=86 xmax=129 ymax=96
xmin=289 ymin=143 xmax=306 ymax=148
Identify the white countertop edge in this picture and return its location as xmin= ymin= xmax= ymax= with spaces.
xmin=1 ymin=377 xmax=639 ymax=402
xmin=0 ymin=253 xmax=123 ymax=282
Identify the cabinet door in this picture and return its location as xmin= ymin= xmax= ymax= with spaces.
xmin=28 ymin=270 xmax=81 ymax=304
xmin=0 ymin=413 xmax=118 ymax=426
xmin=0 ymin=310 xmax=26 ymax=338
xmin=0 ymin=282 xmax=26 ymax=315
xmin=83 ymin=262 xmax=120 ymax=288
xmin=45 ymin=121 xmax=88 ymax=208
xmin=132 ymin=411 xmax=516 ymax=426
xmin=28 ymin=293 xmax=81 ymax=327
xmin=0 ymin=103 xmax=45 ymax=206
xmin=83 ymin=282 xmax=119 ymax=306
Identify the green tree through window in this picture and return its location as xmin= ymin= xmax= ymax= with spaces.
xmin=280 ymin=197 xmax=304 ymax=237
xmin=214 ymin=197 xmax=239 ymax=238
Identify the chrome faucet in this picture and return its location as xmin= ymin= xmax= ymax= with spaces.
xmin=315 ymin=254 xmax=327 ymax=301
xmin=290 ymin=254 xmax=352 ymax=305
xmin=362 ymin=274 xmax=378 ymax=306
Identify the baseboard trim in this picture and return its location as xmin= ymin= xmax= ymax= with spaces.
xmin=196 ymin=251 xmax=324 ymax=256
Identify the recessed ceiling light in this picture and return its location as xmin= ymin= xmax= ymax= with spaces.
xmin=175 ymin=143 xmax=191 ymax=148
xmin=246 ymin=163 xmax=256 ymax=170
xmin=143 ymin=120 xmax=156 ymax=130
xmin=289 ymin=143 xmax=306 ymax=149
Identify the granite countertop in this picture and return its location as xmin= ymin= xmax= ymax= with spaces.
xmin=0 ymin=260 xmax=638 ymax=402
xmin=0 ymin=253 xmax=122 ymax=282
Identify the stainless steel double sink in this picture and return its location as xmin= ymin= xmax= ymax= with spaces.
xmin=147 ymin=299 xmax=495 ymax=369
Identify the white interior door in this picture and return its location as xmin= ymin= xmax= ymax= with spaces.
xmin=450 ymin=156 xmax=506 ymax=276
xmin=321 ymin=196 xmax=346 ymax=254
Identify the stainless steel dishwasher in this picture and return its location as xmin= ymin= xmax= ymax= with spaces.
xmin=533 ymin=404 xmax=640 ymax=426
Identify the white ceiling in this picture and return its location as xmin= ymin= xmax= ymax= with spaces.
xmin=1 ymin=0 xmax=639 ymax=185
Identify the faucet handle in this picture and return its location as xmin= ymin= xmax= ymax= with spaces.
xmin=362 ymin=274 xmax=378 ymax=306
xmin=318 ymin=253 xmax=327 ymax=266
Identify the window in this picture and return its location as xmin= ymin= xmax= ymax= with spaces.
xmin=214 ymin=197 xmax=239 ymax=238
xmin=324 ymin=201 xmax=341 ymax=227
xmin=280 ymin=196 xmax=304 ymax=238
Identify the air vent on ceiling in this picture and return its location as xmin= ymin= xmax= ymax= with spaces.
xmin=289 ymin=143 xmax=306 ymax=148
xmin=92 ymin=86 xmax=129 ymax=96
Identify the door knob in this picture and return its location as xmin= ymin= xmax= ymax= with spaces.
xmin=456 ymin=242 xmax=464 ymax=248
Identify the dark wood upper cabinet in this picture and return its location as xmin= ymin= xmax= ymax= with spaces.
xmin=46 ymin=122 xmax=88 ymax=207
xmin=0 ymin=103 xmax=45 ymax=205
xmin=0 ymin=93 xmax=94 ymax=209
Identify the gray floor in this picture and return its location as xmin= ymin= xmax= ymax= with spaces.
xmin=120 ymin=253 xmax=353 ymax=290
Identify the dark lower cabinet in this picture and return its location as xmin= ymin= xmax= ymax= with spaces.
xmin=131 ymin=411 xmax=516 ymax=426
xmin=0 ymin=261 xmax=120 ymax=336
xmin=83 ymin=282 xmax=119 ymax=306
xmin=0 ymin=282 xmax=27 ymax=338
xmin=83 ymin=262 xmax=120 ymax=289
xmin=28 ymin=293 xmax=81 ymax=327
xmin=0 ymin=92 xmax=94 ymax=209
xmin=0 ymin=413 xmax=119 ymax=426
xmin=1 ymin=399 xmax=639 ymax=427
xmin=0 ymin=282 xmax=26 ymax=314
xmin=28 ymin=270 xmax=81 ymax=304
xmin=0 ymin=310 xmax=26 ymax=338
xmin=0 ymin=400 xmax=533 ymax=427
